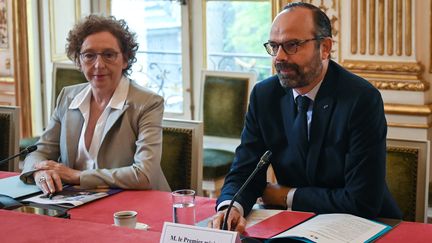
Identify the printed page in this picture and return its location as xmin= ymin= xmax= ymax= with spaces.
xmin=272 ymin=213 xmax=391 ymax=243
xmin=23 ymin=186 xmax=120 ymax=208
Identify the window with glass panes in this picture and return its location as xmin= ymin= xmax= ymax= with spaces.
xmin=205 ymin=1 xmax=272 ymax=81
xmin=110 ymin=0 xmax=272 ymax=116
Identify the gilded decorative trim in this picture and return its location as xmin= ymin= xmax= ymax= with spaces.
xmin=385 ymin=103 xmax=432 ymax=116
xmin=271 ymin=0 xmax=280 ymax=18
xmin=405 ymin=0 xmax=412 ymax=56
xmin=369 ymin=80 xmax=427 ymax=91
xmin=360 ymin=0 xmax=366 ymax=54
xmin=337 ymin=0 xmax=341 ymax=61
xmin=0 ymin=77 xmax=14 ymax=82
xmin=387 ymin=122 xmax=429 ymax=129
xmin=342 ymin=60 xmax=427 ymax=91
xmin=342 ymin=60 xmax=423 ymax=73
xmin=378 ymin=0 xmax=384 ymax=55
xmin=387 ymin=146 xmax=419 ymax=158
xmin=396 ymin=0 xmax=403 ymax=56
xmin=272 ymin=0 xmax=291 ymax=18
xmin=351 ymin=0 xmax=357 ymax=54
xmin=365 ymin=73 xmax=418 ymax=80
xmin=387 ymin=0 xmax=394 ymax=55
xmin=369 ymin=0 xmax=375 ymax=55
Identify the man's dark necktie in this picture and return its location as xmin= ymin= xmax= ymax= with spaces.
xmin=293 ymin=95 xmax=311 ymax=159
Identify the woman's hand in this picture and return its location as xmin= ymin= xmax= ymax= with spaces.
xmin=33 ymin=160 xmax=82 ymax=194
xmin=34 ymin=169 xmax=63 ymax=194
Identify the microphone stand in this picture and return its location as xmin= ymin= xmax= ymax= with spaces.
xmin=222 ymin=150 xmax=272 ymax=231
xmin=0 ymin=145 xmax=38 ymax=166
xmin=0 ymin=145 xmax=37 ymax=209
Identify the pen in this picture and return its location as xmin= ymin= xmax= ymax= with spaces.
xmin=48 ymin=192 xmax=56 ymax=200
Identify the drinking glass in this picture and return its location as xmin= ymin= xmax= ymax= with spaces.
xmin=172 ymin=189 xmax=196 ymax=225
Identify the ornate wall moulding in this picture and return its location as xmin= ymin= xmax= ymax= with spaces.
xmin=369 ymin=80 xmax=427 ymax=91
xmin=387 ymin=122 xmax=429 ymax=129
xmin=342 ymin=60 xmax=422 ymax=73
xmin=385 ymin=103 xmax=432 ymax=116
xmin=341 ymin=60 xmax=427 ymax=91
xmin=385 ymin=103 xmax=432 ymax=128
xmin=0 ymin=77 xmax=13 ymax=82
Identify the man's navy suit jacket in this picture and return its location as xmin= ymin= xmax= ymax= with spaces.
xmin=217 ymin=60 xmax=402 ymax=219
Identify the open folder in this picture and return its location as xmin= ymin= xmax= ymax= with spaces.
xmin=243 ymin=210 xmax=315 ymax=239
xmin=264 ymin=213 xmax=392 ymax=243
xmin=0 ymin=175 xmax=41 ymax=199
xmin=199 ymin=209 xmax=393 ymax=242
xmin=243 ymin=211 xmax=392 ymax=242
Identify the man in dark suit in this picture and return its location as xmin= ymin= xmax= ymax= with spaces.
xmin=210 ymin=2 xmax=401 ymax=232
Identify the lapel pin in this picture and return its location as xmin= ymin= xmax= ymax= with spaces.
xmin=323 ymin=104 xmax=329 ymax=109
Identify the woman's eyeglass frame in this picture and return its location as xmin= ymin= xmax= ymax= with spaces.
xmin=79 ymin=51 xmax=120 ymax=64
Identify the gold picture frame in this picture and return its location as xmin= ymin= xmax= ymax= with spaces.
xmin=0 ymin=0 xmax=8 ymax=49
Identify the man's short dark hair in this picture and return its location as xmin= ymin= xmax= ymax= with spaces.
xmin=283 ymin=2 xmax=332 ymax=39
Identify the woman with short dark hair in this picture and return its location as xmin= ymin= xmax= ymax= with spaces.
xmin=21 ymin=15 xmax=170 ymax=193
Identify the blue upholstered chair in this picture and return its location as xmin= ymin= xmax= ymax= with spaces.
xmin=200 ymin=70 xmax=255 ymax=198
xmin=0 ymin=106 xmax=20 ymax=172
xmin=161 ymin=118 xmax=203 ymax=195
xmin=19 ymin=63 xmax=87 ymax=159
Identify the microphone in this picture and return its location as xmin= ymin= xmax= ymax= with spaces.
xmin=222 ymin=150 xmax=272 ymax=230
xmin=0 ymin=145 xmax=37 ymax=166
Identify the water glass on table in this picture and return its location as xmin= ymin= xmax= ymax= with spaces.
xmin=172 ymin=189 xmax=196 ymax=225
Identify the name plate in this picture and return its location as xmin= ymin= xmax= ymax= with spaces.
xmin=160 ymin=222 xmax=240 ymax=243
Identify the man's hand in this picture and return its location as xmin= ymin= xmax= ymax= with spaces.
xmin=262 ymin=183 xmax=290 ymax=208
xmin=208 ymin=207 xmax=247 ymax=233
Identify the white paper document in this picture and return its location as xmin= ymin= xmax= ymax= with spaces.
xmin=271 ymin=213 xmax=391 ymax=243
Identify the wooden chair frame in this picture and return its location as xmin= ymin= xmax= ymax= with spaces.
xmin=387 ymin=138 xmax=430 ymax=222
xmin=0 ymin=106 xmax=20 ymax=172
xmin=199 ymin=70 xmax=256 ymax=197
xmin=162 ymin=118 xmax=203 ymax=196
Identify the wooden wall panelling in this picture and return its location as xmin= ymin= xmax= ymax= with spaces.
xmin=0 ymin=79 xmax=15 ymax=106
xmin=12 ymin=0 xmax=31 ymax=137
